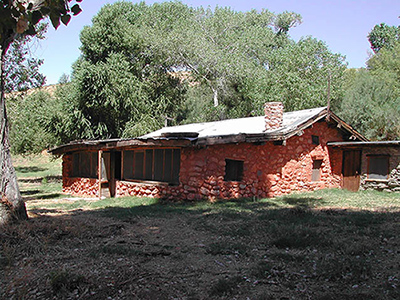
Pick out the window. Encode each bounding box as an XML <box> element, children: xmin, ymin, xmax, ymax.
<box><xmin>72</xmin><ymin>152</ymin><xmax>98</xmax><ymax>178</ymax></box>
<box><xmin>312</xmin><ymin>135</ymin><xmax>320</xmax><ymax>145</ymax></box>
<box><xmin>122</xmin><ymin>149</ymin><xmax>181</xmax><ymax>184</ymax></box>
<box><xmin>312</xmin><ymin>159</ymin><xmax>322</xmax><ymax>182</ymax></box>
<box><xmin>368</xmin><ymin>155</ymin><xmax>389</xmax><ymax>180</ymax></box>
<box><xmin>224</xmin><ymin>159</ymin><xmax>244</xmax><ymax>181</ymax></box>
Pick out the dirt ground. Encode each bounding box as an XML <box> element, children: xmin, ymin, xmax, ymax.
<box><xmin>1</xmin><ymin>194</ymin><xmax>400</xmax><ymax>299</ymax></box>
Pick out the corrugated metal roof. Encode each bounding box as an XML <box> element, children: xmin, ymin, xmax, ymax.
<box><xmin>142</xmin><ymin>106</ymin><xmax>327</xmax><ymax>139</ymax></box>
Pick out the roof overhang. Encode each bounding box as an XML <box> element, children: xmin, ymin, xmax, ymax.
<box><xmin>48</xmin><ymin>137</ymin><xmax>193</xmax><ymax>155</ymax></box>
<box><xmin>327</xmin><ymin>140</ymin><xmax>400</xmax><ymax>148</ymax></box>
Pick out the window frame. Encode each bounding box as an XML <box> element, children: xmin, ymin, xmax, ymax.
<box><xmin>224</xmin><ymin>159</ymin><xmax>244</xmax><ymax>182</ymax></box>
<box><xmin>122</xmin><ymin>148</ymin><xmax>181</xmax><ymax>185</ymax></box>
<box><xmin>312</xmin><ymin>135</ymin><xmax>320</xmax><ymax>145</ymax></box>
<box><xmin>367</xmin><ymin>154</ymin><xmax>389</xmax><ymax>180</ymax></box>
<box><xmin>72</xmin><ymin>151</ymin><xmax>98</xmax><ymax>179</ymax></box>
<box><xmin>311</xmin><ymin>159</ymin><xmax>323</xmax><ymax>182</ymax></box>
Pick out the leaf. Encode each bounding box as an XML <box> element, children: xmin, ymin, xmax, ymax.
<box><xmin>71</xmin><ymin>4</ymin><xmax>82</xmax><ymax>16</ymax></box>
<box><xmin>26</xmin><ymin>25</ymin><xmax>36</xmax><ymax>36</ymax></box>
<box><xmin>40</xmin><ymin>7</ymin><xmax>51</xmax><ymax>16</ymax></box>
<box><xmin>31</xmin><ymin>11</ymin><xmax>43</xmax><ymax>25</ymax></box>
<box><xmin>61</xmin><ymin>14</ymin><xmax>71</xmax><ymax>26</ymax></box>
<box><xmin>50</xmin><ymin>13</ymin><xmax>60</xmax><ymax>29</ymax></box>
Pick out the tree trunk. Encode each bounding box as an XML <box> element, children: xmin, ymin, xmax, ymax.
<box><xmin>0</xmin><ymin>42</ymin><xmax>28</xmax><ymax>225</ymax></box>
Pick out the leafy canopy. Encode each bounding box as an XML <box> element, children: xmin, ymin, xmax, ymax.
<box><xmin>52</xmin><ymin>1</ymin><xmax>346</xmax><ymax>144</ymax></box>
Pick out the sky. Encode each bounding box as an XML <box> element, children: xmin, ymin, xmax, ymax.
<box><xmin>34</xmin><ymin>0</ymin><xmax>400</xmax><ymax>85</ymax></box>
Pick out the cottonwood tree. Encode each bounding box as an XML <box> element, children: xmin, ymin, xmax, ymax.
<box><xmin>339</xmin><ymin>23</ymin><xmax>400</xmax><ymax>140</ymax></box>
<box><xmin>368</xmin><ymin>23</ymin><xmax>400</xmax><ymax>53</ymax></box>
<box><xmin>4</xmin><ymin>22</ymin><xmax>47</xmax><ymax>93</ymax></box>
<box><xmin>49</xmin><ymin>2</ymin><xmax>346</xmax><ymax>144</ymax></box>
<box><xmin>0</xmin><ymin>0</ymin><xmax>83</xmax><ymax>225</ymax></box>
<box><xmin>50</xmin><ymin>1</ymin><xmax>185</xmax><ymax>142</ymax></box>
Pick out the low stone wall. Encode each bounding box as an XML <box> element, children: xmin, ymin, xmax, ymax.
<box><xmin>360</xmin><ymin>146</ymin><xmax>400</xmax><ymax>192</ymax></box>
<box><xmin>63</xmin><ymin>177</ymin><xmax>99</xmax><ymax>197</ymax></box>
<box><xmin>62</xmin><ymin>154</ymin><xmax>99</xmax><ymax>197</ymax></box>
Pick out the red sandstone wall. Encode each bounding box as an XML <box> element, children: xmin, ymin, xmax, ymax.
<box><xmin>62</xmin><ymin>121</ymin><xmax>345</xmax><ymax>200</ymax></box>
<box><xmin>62</xmin><ymin>154</ymin><xmax>99</xmax><ymax>197</ymax></box>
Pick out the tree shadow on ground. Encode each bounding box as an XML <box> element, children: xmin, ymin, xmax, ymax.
<box><xmin>18</xmin><ymin>175</ymin><xmax>62</xmax><ymax>183</ymax></box>
<box><xmin>21</xmin><ymin>189</ymin><xmax>41</xmax><ymax>196</ymax></box>
<box><xmin>15</xmin><ymin>166</ymin><xmax>47</xmax><ymax>173</ymax></box>
<box><xmin>4</xmin><ymin>196</ymin><xmax>399</xmax><ymax>300</ymax></box>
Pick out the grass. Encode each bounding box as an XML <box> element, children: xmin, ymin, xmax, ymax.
<box><xmin>2</xmin><ymin>154</ymin><xmax>400</xmax><ymax>299</ymax></box>
<box><xmin>13</xmin><ymin>153</ymin><xmax>64</xmax><ymax>201</ymax></box>
<box><xmin>13</xmin><ymin>153</ymin><xmax>61</xmax><ymax>179</ymax></box>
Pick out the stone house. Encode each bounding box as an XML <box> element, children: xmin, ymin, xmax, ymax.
<box><xmin>49</xmin><ymin>103</ymin><xmax>368</xmax><ymax>200</ymax></box>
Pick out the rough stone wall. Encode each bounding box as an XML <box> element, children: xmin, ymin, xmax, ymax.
<box><xmin>62</xmin><ymin>121</ymin><xmax>345</xmax><ymax>200</ymax></box>
<box><xmin>62</xmin><ymin>154</ymin><xmax>99</xmax><ymax>197</ymax></box>
<box><xmin>116</xmin><ymin>121</ymin><xmax>343</xmax><ymax>200</ymax></box>
<box><xmin>360</xmin><ymin>146</ymin><xmax>400</xmax><ymax>192</ymax></box>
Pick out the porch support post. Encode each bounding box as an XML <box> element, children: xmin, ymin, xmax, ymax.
<box><xmin>98</xmin><ymin>150</ymin><xmax>102</xmax><ymax>200</ymax></box>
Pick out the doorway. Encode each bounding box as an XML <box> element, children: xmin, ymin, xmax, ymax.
<box><xmin>342</xmin><ymin>150</ymin><xmax>361</xmax><ymax>192</ymax></box>
<box><xmin>100</xmin><ymin>151</ymin><xmax>121</xmax><ymax>198</ymax></box>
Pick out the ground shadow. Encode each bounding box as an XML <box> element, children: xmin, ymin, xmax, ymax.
<box><xmin>4</xmin><ymin>196</ymin><xmax>399</xmax><ymax>300</ymax></box>
<box><xmin>21</xmin><ymin>189</ymin><xmax>41</xmax><ymax>196</ymax></box>
<box><xmin>15</xmin><ymin>166</ymin><xmax>47</xmax><ymax>173</ymax></box>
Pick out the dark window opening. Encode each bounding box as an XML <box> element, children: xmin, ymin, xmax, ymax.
<box><xmin>114</xmin><ymin>151</ymin><xmax>122</xmax><ymax>180</ymax></box>
<box><xmin>312</xmin><ymin>160</ymin><xmax>322</xmax><ymax>182</ymax></box>
<box><xmin>122</xmin><ymin>149</ymin><xmax>180</xmax><ymax>184</ymax></box>
<box><xmin>224</xmin><ymin>159</ymin><xmax>244</xmax><ymax>181</ymax></box>
<box><xmin>312</xmin><ymin>135</ymin><xmax>320</xmax><ymax>145</ymax></box>
<box><xmin>72</xmin><ymin>152</ymin><xmax>98</xmax><ymax>178</ymax></box>
<box><xmin>368</xmin><ymin>155</ymin><xmax>389</xmax><ymax>180</ymax></box>
<box><xmin>273</xmin><ymin>140</ymin><xmax>286</xmax><ymax>146</ymax></box>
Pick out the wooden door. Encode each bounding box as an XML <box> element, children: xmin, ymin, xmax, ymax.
<box><xmin>342</xmin><ymin>150</ymin><xmax>361</xmax><ymax>192</ymax></box>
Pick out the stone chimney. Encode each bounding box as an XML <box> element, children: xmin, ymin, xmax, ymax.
<box><xmin>264</xmin><ymin>102</ymin><xmax>284</xmax><ymax>130</ymax></box>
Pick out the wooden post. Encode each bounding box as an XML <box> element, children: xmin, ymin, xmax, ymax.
<box><xmin>327</xmin><ymin>72</ymin><xmax>331</xmax><ymax>121</ymax></box>
<box><xmin>98</xmin><ymin>150</ymin><xmax>102</xmax><ymax>200</ymax></box>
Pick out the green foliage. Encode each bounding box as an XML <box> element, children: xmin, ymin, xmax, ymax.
<box><xmin>8</xmin><ymin>91</ymin><xmax>59</xmax><ymax>154</ymax></box>
<box><xmin>4</xmin><ymin>23</ymin><xmax>47</xmax><ymax>93</ymax></box>
<box><xmin>368</xmin><ymin>23</ymin><xmax>400</xmax><ymax>53</ymax></box>
<box><xmin>54</xmin><ymin>1</ymin><xmax>185</xmax><ymax>141</ymax></box>
<box><xmin>339</xmin><ymin>38</ymin><xmax>400</xmax><ymax>140</ymax></box>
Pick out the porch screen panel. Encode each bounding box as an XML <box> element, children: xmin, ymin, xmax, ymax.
<box><xmin>134</xmin><ymin>151</ymin><xmax>144</xmax><ymax>180</ymax></box>
<box><xmin>145</xmin><ymin>149</ymin><xmax>153</xmax><ymax>180</ymax></box>
<box><xmin>172</xmin><ymin>149</ymin><xmax>181</xmax><ymax>184</ymax></box>
<box><xmin>368</xmin><ymin>155</ymin><xmax>389</xmax><ymax>179</ymax></box>
<box><xmin>72</xmin><ymin>153</ymin><xmax>80</xmax><ymax>177</ymax></box>
<box><xmin>154</xmin><ymin>149</ymin><xmax>164</xmax><ymax>181</ymax></box>
<box><xmin>123</xmin><ymin>151</ymin><xmax>134</xmax><ymax>180</ymax></box>
<box><xmin>72</xmin><ymin>152</ymin><xmax>98</xmax><ymax>178</ymax></box>
<box><xmin>164</xmin><ymin>149</ymin><xmax>172</xmax><ymax>182</ymax></box>
<box><xmin>80</xmin><ymin>152</ymin><xmax>90</xmax><ymax>177</ymax></box>
<box><xmin>90</xmin><ymin>152</ymin><xmax>98</xmax><ymax>178</ymax></box>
